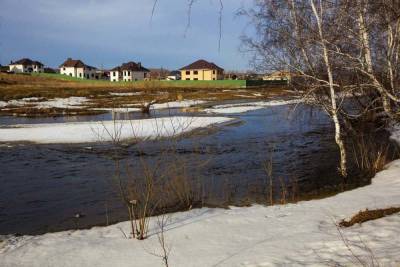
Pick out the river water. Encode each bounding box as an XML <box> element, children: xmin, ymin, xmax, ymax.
<box><xmin>0</xmin><ymin>102</ymin><xmax>390</xmax><ymax>235</ymax></box>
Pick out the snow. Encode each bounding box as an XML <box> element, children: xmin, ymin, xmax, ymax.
<box><xmin>1</xmin><ymin>158</ymin><xmax>400</xmax><ymax>266</ymax></box>
<box><xmin>90</xmin><ymin>107</ymin><xmax>142</xmax><ymax>112</ymax></box>
<box><xmin>151</xmin><ymin>100</ymin><xmax>207</xmax><ymax>109</ymax></box>
<box><xmin>205</xmin><ymin>99</ymin><xmax>301</xmax><ymax>114</ymax></box>
<box><xmin>92</xmin><ymin>100</ymin><xmax>207</xmax><ymax>113</ymax></box>
<box><xmin>0</xmin><ymin>116</ymin><xmax>233</xmax><ymax>144</ymax></box>
<box><xmin>109</xmin><ymin>92</ymin><xmax>143</xmax><ymax>96</ymax></box>
<box><xmin>0</xmin><ymin>97</ymin><xmax>89</xmax><ymax>109</ymax></box>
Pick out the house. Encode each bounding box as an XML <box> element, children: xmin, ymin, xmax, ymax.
<box><xmin>167</xmin><ymin>70</ymin><xmax>181</xmax><ymax>80</ymax></box>
<box><xmin>262</xmin><ymin>70</ymin><xmax>291</xmax><ymax>82</ymax></box>
<box><xmin>59</xmin><ymin>58</ymin><xmax>98</xmax><ymax>79</ymax></box>
<box><xmin>180</xmin><ymin>59</ymin><xmax>224</xmax><ymax>81</ymax></box>
<box><xmin>110</xmin><ymin>61</ymin><xmax>150</xmax><ymax>82</ymax></box>
<box><xmin>8</xmin><ymin>58</ymin><xmax>44</xmax><ymax>73</ymax></box>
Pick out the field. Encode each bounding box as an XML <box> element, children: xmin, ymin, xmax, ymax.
<box><xmin>0</xmin><ymin>73</ymin><xmax>283</xmax><ymax>100</ymax></box>
<box><xmin>0</xmin><ymin>72</ymin><xmax>292</xmax><ymax>117</ymax></box>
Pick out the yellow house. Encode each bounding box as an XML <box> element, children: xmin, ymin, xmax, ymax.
<box><xmin>180</xmin><ymin>59</ymin><xmax>224</xmax><ymax>81</ymax></box>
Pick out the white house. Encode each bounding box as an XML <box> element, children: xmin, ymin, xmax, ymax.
<box><xmin>167</xmin><ymin>70</ymin><xmax>181</xmax><ymax>80</ymax></box>
<box><xmin>110</xmin><ymin>61</ymin><xmax>149</xmax><ymax>82</ymax></box>
<box><xmin>59</xmin><ymin>58</ymin><xmax>98</xmax><ymax>79</ymax></box>
<box><xmin>9</xmin><ymin>58</ymin><xmax>44</xmax><ymax>73</ymax></box>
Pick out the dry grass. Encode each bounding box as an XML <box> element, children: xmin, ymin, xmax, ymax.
<box><xmin>339</xmin><ymin>207</ymin><xmax>400</xmax><ymax>227</ymax></box>
<box><xmin>0</xmin><ymin>73</ymin><xmax>289</xmax><ymax>101</ymax></box>
<box><xmin>351</xmin><ymin>135</ymin><xmax>393</xmax><ymax>177</ymax></box>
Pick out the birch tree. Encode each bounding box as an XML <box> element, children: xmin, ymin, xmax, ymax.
<box><xmin>241</xmin><ymin>0</ymin><xmax>400</xmax><ymax>177</ymax></box>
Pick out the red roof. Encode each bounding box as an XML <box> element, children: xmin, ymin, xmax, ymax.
<box><xmin>180</xmin><ymin>59</ymin><xmax>223</xmax><ymax>71</ymax></box>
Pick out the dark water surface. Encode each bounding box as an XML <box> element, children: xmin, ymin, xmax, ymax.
<box><xmin>0</xmin><ymin>103</ymin><xmax>380</xmax><ymax>235</ymax></box>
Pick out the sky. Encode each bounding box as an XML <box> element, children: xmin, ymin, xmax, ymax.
<box><xmin>0</xmin><ymin>0</ymin><xmax>253</xmax><ymax>71</ymax></box>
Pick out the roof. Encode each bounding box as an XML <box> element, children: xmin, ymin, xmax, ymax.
<box><xmin>168</xmin><ymin>70</ymin><xmax>181</xmax><ymax>76</ymax></box>
<box><xmin>10</xmin><ymin>58</ymin><xmax>44</xmax><ymax>66</ymax></box>
<box><xmin>111</xmin><ymin>61</ymin><xmax>149</xmax><ymax>72</ymax></box>
<box><xmin>59</xmin><ymin>58</ymin><xmax>94</xmax><ymax>69</ymax></box>
<box><xmin>180</xmin><ymin>59</ymin><xmax>223</xmax><ymax>71</ymax></box>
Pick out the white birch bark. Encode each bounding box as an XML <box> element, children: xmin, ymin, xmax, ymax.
<box><xmin>310</xmin><ymin>0</ymin><xmax>348</xmax><ymax>177</ymax></box>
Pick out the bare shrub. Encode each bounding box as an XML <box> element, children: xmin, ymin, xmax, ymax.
<box><xmin>124</xmin><ymin>159</ymin><xmax>161</xmax><ymax>240</ymax></box>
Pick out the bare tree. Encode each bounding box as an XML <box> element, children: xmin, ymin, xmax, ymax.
<box><xmin>240</xmin><ymin>0</ymin><xmax>400</xmax><ymax>177</ymax></box>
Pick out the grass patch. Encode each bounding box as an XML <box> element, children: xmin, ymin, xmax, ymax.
<box><xmin>339</xmin><ymin>207</ymin><xmax>400</xmax><ymax>227</ymax></box>
<box><xmin>32</xmin><ymin>73</ymin><xmax>247</xmax><ymax>88</ymax></box>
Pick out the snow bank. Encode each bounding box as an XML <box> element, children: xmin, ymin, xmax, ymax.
<box><xmin>0</xmin><ymin>116</ymin><xmax>233</xmax><ymax>144</ymax></box>
<box><xmin>90</xmin><ymin>107</ymin><xmax>142</xmax><ymax>112</ymax></box>
<box><xmin>0</xmin><ymin>97</ymin><xmax>89</xmax><ymax>109</ymax></box>
<box><xmin>151</xmin><ymin>100</ymin><xmax>207</xmax><ymax>109</ymax></box>
<box><xmin>1</xmin><ymin>160</ymin><xmax>400</xmax><ymax>266</ymax></box>
<box><xmin>205</xmin><ymin>99</ymin><xmax>301</xmax><ymax>114</ymax></box>
<box><xmin>92</xmin><ymin>100</ymin><xmax>207</xmax><ymax>113</ymax></box>
<box><xmin>109</xmin><ymin>92</ymin><xmax>143</xmax><ymax>96</ymax></box>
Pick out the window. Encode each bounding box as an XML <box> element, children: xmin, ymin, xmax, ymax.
<box><xmin>186</xmin><ymin>78</ymin><xmax>190</xmax><ymax>80</ymax></box>
<box><xmin>194</xmin><ymin>78</ymin><xmax>198</xmax><ymax>80</ymax></box>
<box><xmin>91</xmin><ymin>73</ymin><xmax>94</xmax><ymax>78</ymax></box>
<box><xmin>186</xmin><ymin>71</ymin><xmax>190</xmax><ymax>75</ymax></box>
<box><xmin>79</xmin><ymin>73</ymin><xmax>82</xmax><ymax>78</ymax></box>
<box><xmin>69</xmin><ymin>73</ymin><xmax>72</xmax><ymax>77</ymax></box>
<box><xmin>86</xmin><ymin>74</ymin><xmax>89</xmax><ymax>79</ymax></box>
<box><xmin>193</xmin><ymin>71</ymin><xmax>198</xmax><ymax>75</ymax></box>
<box><xmin>63</xmin><ymin>67</ymin><xmax>66</xmax><ymax>71</ymax></box>
<box><xmin>213</xmin><ymin>70</ymin><xmax>216</xmax><ymax>74</ymax></box>
<box><xmin>128</xmin><ymin>71</ymin><xmax>131</xmax><ymax>76</ymax></box>
<box><xmin>213</xmin><ymin>78</ymin><xmax>216</xmax><ymax>80</ymax></box>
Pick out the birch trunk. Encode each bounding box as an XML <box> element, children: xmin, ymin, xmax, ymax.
<box><xmin>357</xmin><ymin>0</ymin><xmax>393</xmax><ymax>116</ymax></box>
<box><xmin>311</xmin><ymin>0</ymin><xmax>347</xmax><ymax>177</ymax></box>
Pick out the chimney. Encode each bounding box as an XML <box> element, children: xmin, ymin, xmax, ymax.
<box><xmin>10</xmin><ymin>60</ymin><xmax>13</xmax><ymax>64</ymax></box>
<box><xmin>138</xmin><ymin>62</ymin><xmax>141</xmax><ymax>68</ymax></box>
<box><xmin>67</xmin><ymin>57</ymin><xmax>72</xmax><ymax>60</ymax></box>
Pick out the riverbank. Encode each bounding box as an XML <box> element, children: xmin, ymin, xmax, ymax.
<box><xmin>1</xmin><ymin>130</ymin><xmax>399</xmax><ymax>266</ymax></box>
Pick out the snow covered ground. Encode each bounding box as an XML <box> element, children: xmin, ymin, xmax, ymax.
<box><xmin>204</xmin><ymin>99</ymin><xmax>301</xmax><ymax>114</ymax></box>
<box><xmin>0</xmin><ymin>98</ymin><xmax>206</xmax><ymax>111</ymax></box>
<box><xmin>0</xmin><ymin>97</ymin><xmax>89</xmax><ymax>109</ymax></box>
<box><xmin>90</xmin><ymin>100</ymin><xmax>207</xmax><ymax>113</ymax></box>
<box><xmin>0</xmin><ymin>116</ymin><xmax>233</xmax><ymax>144</ymax></box>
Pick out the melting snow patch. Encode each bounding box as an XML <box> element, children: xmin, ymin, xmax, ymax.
<box><xmin>109</xmin><ymin>92</ymin><xmax>143</xmax><ymax>96</ymax></box>
<box><xmin>0</xmin><ymin>97</ymin><xmax>89</xmax><ymax>109</ymax></box>
<box><xmin>205</xmin><ymin>99</ymin><xmax>301</xmax><ymax>114</ymax></box>
<box><xmin>0</xmin><ymin>116</ymin><xmax>233</xmax><ymax>144</ymax></box>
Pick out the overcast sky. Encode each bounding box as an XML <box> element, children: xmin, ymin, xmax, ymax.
<box><xmin>0</xmin><ymin>0</ymin><xmax>253</xmax><ymax>70</ymax></box>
